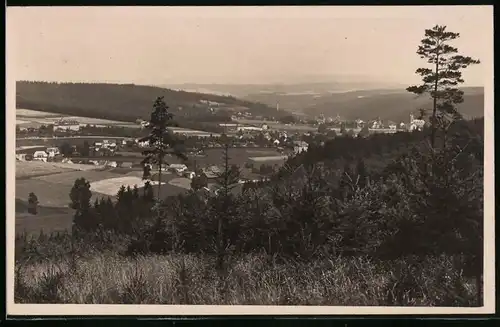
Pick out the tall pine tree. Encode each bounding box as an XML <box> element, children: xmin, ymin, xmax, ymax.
<box><xmin>407</xmin><ymin>25</ymin><xmax>480</xmax><ymax>148</ymax></box>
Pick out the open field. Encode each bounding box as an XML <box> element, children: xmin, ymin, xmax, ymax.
<box><xmin>16</xmin><ymin>161</ymin><xmax>104</xmax><ymax>179</ymax></box>
<box><xmin>16</xmin><ymin>109</ymin><xmax>64</xmax><ymax>118</ymax></box>
<box><xmin>58</xmin><ymin>147</ymin><xmax>287</xmax><ymax>168</ymax></box>
<box><xmin>16</xmin><ymin>136</ymin><xmax>130</xmax><ymax>148</ymax></box>
<box><xmin>16</xmin><ymin>145</ymin><xmax>47</xmax><ymax>151</ymax></box>
<box><xmin>167</xmin><ymin>177</ymin><xmax>192</xmax><ymax>190</ymax></box>
<box><xmin>235</xmin><ymin>119</ymin><xmax>317</xmax><ymax>132</ymax></box>
<box><xmin>90</xmin><ymin>176</ymin><xmax>170</xmax><ymax>196</ymax></box>
<box><xmin>33</xmin><ymin>170</ymin><xmax>122</xmax><ymax>186</ymax></box>
<box><xmin>244</xmin><ymin>149</ymin><xmax>283</xmax><ymax>156</ymax></box>
<box><xmin>15</xmin><ymin>200</ymin><xmax>74</xmax><ymax>236</ymax></box>
<box><xmin>168</xmin><ymin>127</ymin><xmax>220</xmax><ymax>137</ymax></box>
<box><xmin>14</xmin><ymin>147</ymin><xmax>285</xmax><ymax>235</ymax></box>
<box><xmin>16</xmin><ymin>178</ymin><xmax>110</xmax><ymax>208</ymax></box>
<box><xmin>248</xmin><ymin>156</ymin><xmax>288</xmax><ymax>162</ymax></box>
<box><xmin>16</xmin><ymin>108</ymin><xmax>138</xmax><ymax>127</ymax></box>
<box><xmin>16</xmin><ymin>161</ymin><xmax>79</xmax><ymax>179</ymax></box>
<box><xmin>107</xmin><ymin>167</ymin><xmax>144</xmax><ymax>176</ymax></box>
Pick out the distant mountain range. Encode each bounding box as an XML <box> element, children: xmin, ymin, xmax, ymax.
<box><xmin>300</xmin><ymin>87</ymin><xmax>485</xmax><ymax>122</ymax></box>
<box><xmin>161</xmin><ymin>81</ymin><xmax>484</xmax><ymax>122</ymax></box>
<box><xmin>236</xmin><ymin>86</ymin><xmax>484</xmax><ymax>122</ymax></box>
<box><xmin>160</xmin><ymin>80</ymin><xmax>405</xmax><ymax>98</ymax></box>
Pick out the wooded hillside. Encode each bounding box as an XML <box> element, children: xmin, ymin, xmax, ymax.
<box><xmin>16</xmin><ymin>81</ymin><xmax>279</xmax><ymax>123</ymax></box>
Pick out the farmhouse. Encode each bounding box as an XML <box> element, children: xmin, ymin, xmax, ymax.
<box><xmin>355</xmin><ymin>119</ymin><xmax>365</xmax><ymax>128</ymax></box>
<box><xmin>409</xmin><ymin>114</ymin><xmax>426</xmax><ymax>132</ymax></box>
<box><xmin>136</xmin><ymin>137</ymin><xmax>150</xmax><ymax>147</ymax></box>
<box><xmin>293</xmin><ymin>141</ymin><xmax>309</xmax><ymax>154</ymax></box>
<box><xmin>169</xmin><ymin>164</ymin><xmax>188</xmax><ymax>174</ymax></box>
<box><xmin>17</xmin><ymin>122</ymin><xmax>45</xmax><ymax>131</ymax></box>
<box><xmin>370</xmin><ymin>120</ymin><xmax>382</xmax><ymax>129</ymax></box>
<box><xmin>46</xmin><ymin>147</ymin><xmax>60</xmax><ymax>158</ymax></box>
<box><xmin>54</xmin><ymin>119</ymin><xmax>80</xmax><ymax>132</ymax></box>
<box><xmin>237</xmin><ymin>126</ymin><xmax>262</xmax><ymax>132</ymax></box>
<box><xmin>33</xmin><ymin>151</ymin><xmax>48</xmax><ymax>162</ymax></box>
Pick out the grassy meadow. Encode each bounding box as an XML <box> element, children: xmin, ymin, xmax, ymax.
<box><xmin>14</xmin><ymin>244</ymin><xmax>477</xmax><ymax>306</ymax></box>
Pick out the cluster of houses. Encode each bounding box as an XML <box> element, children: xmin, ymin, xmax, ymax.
<box><xmin>92</xmin><ymin>139</ymin><xmax>121</xmax><ymax>153</ymax></box>
<box><xmin>17</xmin><ymin>119</ymin><xmax>82</xmax><ymax>133</ymax></box>
<box><xmin>316</xmin><ymin>113</ymin><xmax>427</xmax><ymax>133</ymax></box>
<box><xmin>53</xmin><ymin>119</ymin><xmax>81</xmax><ymax>132</ymax></box>
<box><xmin>16</xmin><ymin>147</ymin><xmax>60</xmax><ymax>162</ymax></box>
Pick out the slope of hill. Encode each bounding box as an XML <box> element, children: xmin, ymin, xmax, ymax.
<box><xmin>301</xmin><ymin>87</ymin><xmax>484</xmax><ymax>121</ymax></box>
<box><xmin>16</xmin><ymin>81</ymin><xmax>280</xmax><ymax>123</ymax></box>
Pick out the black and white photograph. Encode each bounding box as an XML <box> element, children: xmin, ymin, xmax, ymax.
<box><xmin>6</xmin><ymin>5</ymin><xmax>494</xmax><ymax>315</ymax></box>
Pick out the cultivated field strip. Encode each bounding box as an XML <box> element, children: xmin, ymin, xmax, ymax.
<box><xmin>33</xmin><ymin>170</ymin><xmax>123</xmax><ymax>186</ymax></box>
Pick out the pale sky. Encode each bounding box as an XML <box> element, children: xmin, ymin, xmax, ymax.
<box><xmin>7</xmin><ymin>6</ymin><xmax>493</xmax><ymax>86</ymax></box>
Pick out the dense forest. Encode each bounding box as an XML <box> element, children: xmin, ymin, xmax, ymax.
<box><xmin>16</xmin><ymin>81</ymin><xmax>281</xmax><ymax>123</ymax></box>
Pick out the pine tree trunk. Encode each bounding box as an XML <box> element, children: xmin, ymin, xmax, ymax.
<box><xmin>431</xmin><ymin>54</ymin><xmax>440</xmax><ymax>149</ymax></box>
<box><xmin>157</xmin><ymin>161</ymin><xmax>162</xmax><ymax>201</ymax></box>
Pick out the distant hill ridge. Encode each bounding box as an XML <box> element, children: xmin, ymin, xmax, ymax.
<box><xmin>15</xmin><ymin>81</ymin><xmax>279</xmax><ymax>123</ymax></box>
<box><xmin>303</xmin><ymin>87</ymin><xmax>484</xmax><ymax>121</ymax></box>
<box><xmin>242</xmin><ymin>87</ymin><xmax>484</xmax><ymax>121</ymax></box>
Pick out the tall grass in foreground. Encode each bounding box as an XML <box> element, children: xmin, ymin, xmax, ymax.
<box><xmin>15</xmin><ymin>253</ymin><xmax>477</xmax><ymax>306</ymax></box>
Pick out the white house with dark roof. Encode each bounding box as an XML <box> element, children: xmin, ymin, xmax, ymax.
<box><xmin>409</xmin><ymin>114</ymin><xmax>426</xmax><ymax>131</ymax></box>
<box><xmin>33</xmin><ymin>151</ymin><xmax>48</xmax><ymax>162</ymax></box>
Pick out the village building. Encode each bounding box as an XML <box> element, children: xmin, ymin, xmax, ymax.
<box><xmin>169</xmin><ymin>163</ymin><xmax>188</xmax><ymax>175</ymax></box>
<box><xmin>33</xmin><ymin>151</ymin><xmax>48</xmax><ymax>162</ymax></box>
<box><xmin>355</xmin><ymin>119</ymin><xmax>365</xmax><ymax>129</ymax></box>
<box><xmin>136</xmin><ymin>138</ymin><xmax>150</xmax><ymax>148</ymax></box>
<box><xmin>54</xmin><ymin>119</ymin><xmax>80</xmax><ymax>132</ymax></box>
<box><xmin>46</xmin><ymin>147</ymin><xmax>60</xmax><ymax>158</ymax></box>
<box><xmin>236</xmin><ymin>126</ymin><xmax>262</xmax><ymax>132</ymax></box>
<box><xmin>371</xmin><ymin>120</ymin><xmax>382</xmax><ymax>129</ymax></box>
<box><xmin>293</xmin><ymin>141</ymin><xmax>309</xmax><ymax>154</ymax></box>
<box><xmin>409</xmin><ymin>114</ymin><xmax>426</xmax><ymax>131</ymax></box>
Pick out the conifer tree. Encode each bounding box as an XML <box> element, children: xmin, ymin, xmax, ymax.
<box><xmin>141</xmin><ymin>96</ymin><xmax>187</xmax><ymax>201</ymax></box>
<box><xmin>407</xmin><ymin>25</ymin><xmax>480</xmax><ymax>148</ymax></box>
